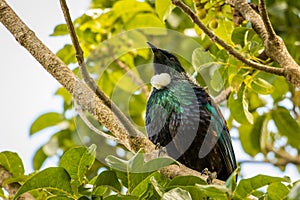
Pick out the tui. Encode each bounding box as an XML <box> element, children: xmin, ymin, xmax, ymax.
<box><xmin>145</xmin><ymin>42</ymin><xmax>237</xmax><ymax>181</ymax></box>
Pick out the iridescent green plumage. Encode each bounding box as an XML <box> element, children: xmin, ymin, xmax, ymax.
<box><xmin>145</xmin><ymin>43</ymin><xmax>236</xmax><ymax>181</ymax></box>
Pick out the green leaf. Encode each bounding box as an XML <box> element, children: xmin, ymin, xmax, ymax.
<box><xmin>271</xmin><ymin>76</ymin><xmax>289</xmax><ymax>102</ymax></box>
<box><xmin>92</xmin><ymin>185</ymin><xmax>108</xmax><ymax>197</ymax></box>
<box><xmin>94</xmin><ymin>170</ymin><xmax>122</xmax><ymax>192</ymax></box>
<box><xmin>105</xmin><ymin>155</ymin><xmax>128</xmax><ymax>172</ymax></box>
<box><xmin>267</xmin><ymin>182</ymin><xmax>289</xmax><ymax>200</ymax></box>
<box><xmin>104</xmin><ymin>194</ymin><xmax>139</xmax><ymax>200</ymax></box>
<box><xmin>210</xmin><ymin>66</ymin><xmax>225</xmax><ymax>92</ymax></box>
<box><xmin>214</xmin><ymin>19</ymin><xmax>234</xmax><ymax>46</ymax></box>
<box><xmin>125</xmin><ymin>13</ymin><xmax>166</xmax><ymax>35</ymax></box>
<box><xmin>272</xmin><ymin>107</ymin><xmax>300</xmax><ymax>149</ymax></box>
<box><xmin>51</xmin><ymin>24</ymin><xmax>69</xmax><ymax>36</ymax></box>
<box><xmin>162</xmin><ymin>187</ymin><xmax>192</xmax><ymax>200</ymax></box>
<box><xmin>90</xmin><ymin>0</ymin><xmax>116</xmax><ymax>9</ymax></box>
<box><xmin>141</xmin><ymin>157</ymin><xmax>177</xmax><ymax>172</ymax></box>
<box><xmin>106</xmin><ymin>150</ymin><xmax>175</xmax><ymax>173</ymax></box>
<box><xmin>14</xmin><ymin>167</ymin><xmax>73</xmax><ymax>200</ymax></box>
<box><xmin>56</xmin><ymin>44</ymin><xmax>76</xmax><ymax>65</ymax></box>
<box><xmin>113</xmin><ymin>0</ymin><xmax>153</xmax><ymax>23</ymax></box>
<box><xmin>289</xmin><ymin>181</ymin><xmax>300</xmax><ymax>200</ymax></box>
<box><xmin>251</xmin><ymin>78</ymin><xmax>274</xmax><ymax>95</ymax></box>
<box><xmin>0</xmin><ymin>188</ymin><xmax>4</xmax><ymax>198</ymax></box>
<box><xmin>30</xmin><ymin>112</ymin><xmax>64</xmax><ymax>135</ymax></box>
<box><xmin>167</xmin><ymin>176</ymin><xmax>207</xmax><ymax>187</ymax></box>
<box><xmin>155</xmin><ymin>0</ymin><xmax>175</xmax><ymax>21</ymax></box>
<box><xmin>229</xmin><ymin>74</ymin><xmax>244</xmax><ymax>92</ymax></box>
<box><xmin>59</xmin><ymin>145</ymin><xmax>96</xmax><ymax>186</ymax></box>
<box><xmin>225</xmin><ymin>167</ymin><xmax>239</xmax><ymax>193</ymax></box>
<box><xmin>239</xmin><ymin>114</ymin><xmax>265</xmax><ymax>156</ymax></box>
<box><xmin>192</xmin><ymin>48</ymin><xmax>215</xmax><ymax>70</ymax></box>
<box><xmin>32</xmin><ymin>146</ymin><xmax>47</xmax><ymax>170</ymax></box>
<box><xmin>177</xmin><ymin>186</ymin><xmax>207</xmax><ymax>199</ymax></box>
<box><xmin>228</xmin><ymin>85</ymin><xmax>253</xmax><ymax>124</ymax></box>
<box><xmin>0</xmin><ymin>151</ymin><xmax>24</xmax><ymax>177</ymax></box>
<box><xmin>131</xmin><ymin>172</ymin><xmax>167</xmax><ymax>197</ymax></box>
<box><xmin>150</xmin><ymin>176</ymin><xmax>165</xmax><ymax>197</ymax></box>
<box><xmin>48</xmin><ymin>196</ymin><xmax>74</xmax><ymax>200</ymax></box>
<box><xmin>247</xmin><ymin>91</ymin><xmax>266</xmax><ymax>111</ymax></box>
<box><xmin>234</xmin><ymin>175</ymin><xmax>290</xmax><ymax>200</ymax></box>
<box><xmin>231</xmin><ymin>27</ymin><xmax>249</xmax><ymax>47</ymax></box>
<box><xmin>195</xmin><ymin>184</ymin><xmax>229</xmax><ymax>200</ymax></box>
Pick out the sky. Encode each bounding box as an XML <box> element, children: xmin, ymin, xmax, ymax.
<box><xmin>0</xmin><ymin>0</ymin><xmax>89</xmax><ymax>171</ymax></box>
<box><xmin>0</xmin><ymin>0</ymin><xmax>299</xmax><ymax>182</ymax></box>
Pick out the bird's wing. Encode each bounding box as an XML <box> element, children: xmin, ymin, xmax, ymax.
<box><xmin>205</xmin><ymin>99</ymin><xmax>237</xmax><ymax>174</ymax></box>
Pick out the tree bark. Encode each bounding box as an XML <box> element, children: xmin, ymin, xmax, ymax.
<box><xmin>0</xmin><ymin>165</ymin><xmax>35</xmax><ymax>200</ymax></box>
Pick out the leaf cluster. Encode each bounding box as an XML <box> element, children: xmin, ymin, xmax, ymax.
<box><xmin>1</xmin><ymin>148</ymin><xmax>299</xmax><ymax>199</ymax></box>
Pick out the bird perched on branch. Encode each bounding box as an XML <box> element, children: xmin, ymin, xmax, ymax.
<box><xmin>145</xmin><ymin>42</ymin><xmax>236</xmax><ymax>181</ymax></box>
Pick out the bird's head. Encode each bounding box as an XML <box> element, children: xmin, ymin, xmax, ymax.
<box><xmin>147</xmin><ymin>42</ymin><xmax>186</xmax><ymax>76</ymax></box>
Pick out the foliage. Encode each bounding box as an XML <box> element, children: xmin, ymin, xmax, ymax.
<box><xmin>1</xmin><ymin>0</ymin><xmax>300</xmax><ymax>199</ymax></box>
<box><xmin>1</xmin><ymin>148</ymin><xmax>298</xmax><ymax>199</ymax></box>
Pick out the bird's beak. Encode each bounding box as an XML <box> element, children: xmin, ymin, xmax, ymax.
<box><xmin>147</xmin><ymin>42</ymin><xmax>158</xmax><ymax>53</ymax></box>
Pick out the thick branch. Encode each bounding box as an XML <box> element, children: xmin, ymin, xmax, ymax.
<box><xmin>0</xmin><ymin>0</ymin><xmax>222</xmax><ymax>183</ymax></box>
<box><xmin>233</xmin><ymin>0</ymin><xmax>300</xmax><ymax>87</ymax></box>
<box><xmin>0</xmin><ymin>165</ymin><xmax>35</xmax><ymax>200</ymax></box>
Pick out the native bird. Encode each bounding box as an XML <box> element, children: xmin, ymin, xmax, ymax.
<box><xmin>145</xmin><ymin>42</ymin><xmax>236</xmax><ymax>181</ymax></box>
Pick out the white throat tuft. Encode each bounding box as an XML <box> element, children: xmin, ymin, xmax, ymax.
<box><xmin>150</xmin><ymin>73</ymin><xmax>171</xmax><ymax>90</ymax></box>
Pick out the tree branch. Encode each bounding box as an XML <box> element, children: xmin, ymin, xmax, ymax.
<box><xmin>171</xmin><ymin>0</ymin><xmax>285</xmax><ymax>76</ymax></box>
<box><xmin>266</xmin><ymin>146</ymin><xmax>300</xmax><ymax>166</ymax></box>
<box><xmin>173</xmin><ymin>0</ymin><xmax>300</xmax><ymax>88</ymax></box>
<box><xmin>214</xmin><ymin>87</ymin><xmax>232</xmax><ymax>104</ymax></box>
<box><xmin>0</xmin><ymin>0</ymin><xmax>224</xmax><ymax>184</ymax></box>
<box><xmin>258</xmin><ymin>0</ymin><xmax>276</xmax><ymax>40</ymax></box>
<box><xmin>59</xmin><ymin>0</ymin><xmax>142</xmax><ymax>138</ymax></box>
<box><xmin>75</xmin><ymin>103</ymin><xmax>120</xmax><ymax>143</ymax></box>
<box><xmin>0</xmin><ymin>165</ymin><xmax>35</xmax><ymax>200</ymax></box>
<box><xmin>232</xmin><ymin>0</ymin><xmax>300</xmax><ymax>87</ymax></box>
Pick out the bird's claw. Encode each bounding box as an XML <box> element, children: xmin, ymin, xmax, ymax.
<box><xmin>155</xmin><ymin>143</ymin><xmax>168</xmax><ymax>157</ymax></box>
<box><xmin>201</xmin><ymin>168</ymin><xmax>217</xmax><ymax>184</ymax></box>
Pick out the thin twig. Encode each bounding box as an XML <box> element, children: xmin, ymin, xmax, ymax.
<box><xmin>59</xmin><ymin>0</ymin><xmax>143</xmax><ymax>138</ymax></box>
<box><xmin>114</xmin><ymin>58</ymin><xmax>150</xmax><ymax>97</ymax></box>
<box><xmin>258</xmin><ymin>0</ymin><xmax>276</xmax><ymax>40</ymax></box>
<box><xmin>266</xmin><ymin>146</ymin><xmax>300</xmax><ymax>166</ymax></box>
<box><xmin>239</xmin><ymin>160</ymin><xmax>269</xmax><ymax>165</ymax></box>
<box><xmin>75</xmin><ymin>102</ymin><xmax>121</xmax><ymax>143</ymax></box>
<box><xmin>214</xmin><ymin>87</ymin><xmax>232</xmax><ymax>104</ymax></box>
<box><xmin>171</xmin><ymin>0</ymin><xmax>285</xmax><ymax>76</ymax></box>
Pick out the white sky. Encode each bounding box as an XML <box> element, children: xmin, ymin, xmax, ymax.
<box><xmin>0</xmin><ymin>0</ymin><xmax>89</xmax><ymax>171</ymax></box>
<box><xmin>0</xmin><ymin>0</ymin><xmax>299</xmax><ymax>182</ymax></box>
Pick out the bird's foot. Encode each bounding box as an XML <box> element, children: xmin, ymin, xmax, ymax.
<box><xmin>201</xmin><ymin>168</ymin><xmax>217</xmax><ymax>184</ymax></box>
<box><xmin>155</xmin><ymin>143</ymin><xmax>168</xmax><ymax>157</ymax></box>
